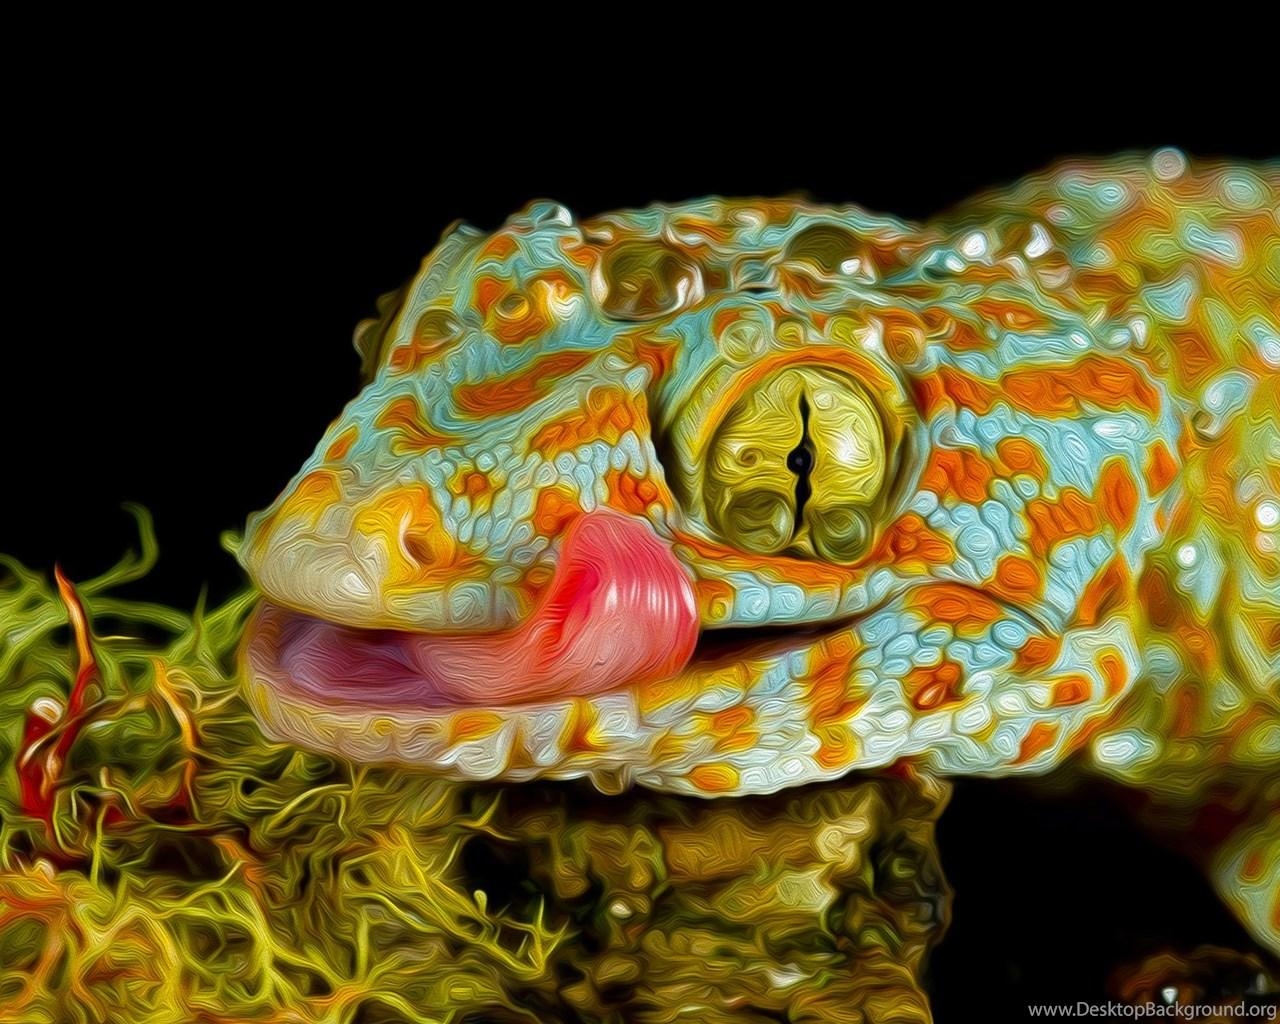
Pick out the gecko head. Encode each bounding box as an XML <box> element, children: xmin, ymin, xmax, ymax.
<box><xmin>239</xmin><ymin>193</ymin><xmax>1153</xmax><ymax>791</ymax></box>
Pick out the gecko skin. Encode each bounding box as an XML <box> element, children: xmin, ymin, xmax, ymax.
<box><xmin>239</xmin><ymin>150</ymin><xmax>1279</xmax><ymax>953</ymax></box>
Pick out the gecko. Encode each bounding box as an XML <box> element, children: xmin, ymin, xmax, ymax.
<box><xmin>237</xmin><ymin>150</ymin><xmax>1279</xmax><ymax>957</ymax></box>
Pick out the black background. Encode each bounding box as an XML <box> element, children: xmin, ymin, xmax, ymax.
<box><xmin>5</xmin><ymin>31</ymin><xmax>1277</xmax><ymax>1021</ymax></box>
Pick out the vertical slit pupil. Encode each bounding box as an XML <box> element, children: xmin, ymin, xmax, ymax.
<box><xmin>787</xmin><ymin>393</ymin><xmax>814</xmax><ymax>537</ymax></box>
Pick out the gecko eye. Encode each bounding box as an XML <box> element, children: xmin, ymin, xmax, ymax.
<box><xmin>703</xmin><ymin>367</ymin><xmax>886</xmax><ymax>562</ymax></box>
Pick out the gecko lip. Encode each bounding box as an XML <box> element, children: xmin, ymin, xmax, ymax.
<box><xmin>242</xmin><ymin>599</ymin><xmax>861</xmax><ymax>712</ymax></box>
<box><xmin>243</xmin><ymin>508</ymin><xmax>704</xmax><ymax>709</ymax></box>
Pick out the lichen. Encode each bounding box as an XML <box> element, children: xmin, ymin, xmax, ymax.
<box><xmin>0</xmin><ymin>514</ymin><xmax>950</xmax><ymax>1023</ymax></box>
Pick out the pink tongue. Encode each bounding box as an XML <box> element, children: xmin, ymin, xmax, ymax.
<box><xmin>271</xmin><ymin>510</ymin><xmax>699</xmax><ymax>706</ymax></box>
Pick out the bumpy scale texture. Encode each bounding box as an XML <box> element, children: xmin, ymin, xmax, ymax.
<box><xmin>238</xmin><ymin>151</ymin><xmax>1280</xmax><ymax>955</ymax></box>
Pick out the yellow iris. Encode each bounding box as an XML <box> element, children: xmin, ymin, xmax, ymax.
<box><xmin>703</xmin><ymin>367</ymin><xmax>886</xmax><ymax>562</ymax></box>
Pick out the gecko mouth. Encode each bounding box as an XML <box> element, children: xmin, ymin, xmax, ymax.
<box><xmin>241</xmin><ymin>507</ymin><xmax>904</xmax><ymax>715</ymax></box>
<box><xmin>244</xmin><ymin>509</ymin><xmax>704</xmax><ymax>711</ymax></box>
<box><xmin>243</xmin><ymin>599</ymin><xmax>856</xmax><ymax>713</ymax></box>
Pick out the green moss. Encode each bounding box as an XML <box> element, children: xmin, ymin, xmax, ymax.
<box><xmin>0</xmin><ymin>513</ymin><xmax>950</xmax><ymax>1023</ymax></box>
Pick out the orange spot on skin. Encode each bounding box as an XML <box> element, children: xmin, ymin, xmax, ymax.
<box><xmin>694</xmin><ymin>576</ymin><xmax>735</xmax><ymax>621</ymax></box>
<box><xmin>908</xmin><ymin>585</ymin><xmax>1003</xmax><ymax>640</ymax></box>
<box><xmin>778</xmin><ymin>267</ymin><xmax>821</xmax><ymax>301</ymax></box>
<box><xmin>1026</xmin><ymin>488</ymin><xmax>1101</xmax><ymax>558</ymax></box>
<box><xmin>706</xmin><ymin>705</ymin><xmax>758</xmax><ymax>754</ymax></box>
<box><xmin>529</xmin><ymin>386</ymin><xmax>637</xmax><ymax>457</ymax></box>
<box><xmin>883</xmin><ymin>321</ymin><xmax>926</xmax><ymax>364</ymax></box>
<box><xmin>293</xmin><ymin>469</ymin><xmax>342</xmax><ymax>507</ymax></box>
<box><xmin>1138</xmin><ymin>564</ymin><xmax>1178</xmax><ymax>629</ymax></box>
<box><xmin>1174</xmin><ymin>621</ymin><xmax>1218</xmax><ymax>680</ymax></box>
<box><xmin>914</xmin><ymin>356</ymin><xmax>1161</xmax><ymax>418</ymax></box>
<box><xmin>448</xmin><ymin>469</ymin><xmax>493</xmax><ymax>504</ymax></box>
<box><xmin>1063</xmin><ymin>714</ymin><xmax>1115</xmax><ymax>758</ymax></box>
<box><xmin>904</xmin><ymin>659</ymin><xmax>965</xmax><ymax>711</ymax></box>
<box><xmin>270</xmin><ymin>469</ymin><xmax>345</xmax><ymax>534</ymax></box>
<box><xmin>912</xmin><ymin>366</ymin><xmax>1000</xmax><ymax>418</ymax></box>
<box><xmin>709</xmin><ymin>705</ymin><xmax>753</xmax><ymax>736</ymax></box>
<box><xmin>995</xmin><ymin>437</ymin><xmax>1049</xmax><ymax>481</ymax></box>
<box><xmin>991</xmin><ymin>554</ymin><xmax>1043</xmax><ymax>604</ymax></box>
<box><xmin>1170</xmin><ymin>331</ymin><xmax>1220</xmax><ymax>388</ymax></box>
<box><xmin>523</xmin><ymin>564</ymin><xmax>554</xmax><ymax>594</ymax></box>
<box><xmin>455</xmin><ymin>350</ymin><xmax>595</xmax><ymax>417</ymax></box>
<box><xmin>622</xmin><ymin>333</ymin><xmax>679</xmax><ymax>382</ymax></box>
<box><xmin>1016</xmin><ymin>722</ymin><xmax>1058</xmax><ymax>765</ymax></box>
<box><xmin>604</xmin><ymin>468</ymin><xmax>660</xmax><ymax>516</ymax></box>
<box><xmin>673</xmin><ymin>532</ymin><xmax>858</xmax><ymax>590</ymax></box>
<box><xmin>688</xmin><ymin>763</ymin><xmax>741</xmax><ymax>793</ymax></box>
<box><xmin>1137</xmin><ymin>565</ymin><xmax>1216</xmax><ymax>676</ymax></box>
<box><xmin>638</xmin><ymin>670</ymin><xmax>703</xmax><ymax>718</ymax></box>
<box><xmin>375</xmin><ymin>396</ymin><xmax>456</xmax><ymax>455</ymax></box>
<box><xmin>1144</xmin><ymin>440</ymin><xmax>1179</xmax><ymax>496</ymax></box>
<box><xmin>448</xmin><ymin>711</ymin><xmax>503</xmax><ymax>744</ymax></box>
<box><xmin>1072</xmin><ymin>268</ymin><xmax>1143</xmax><ymax>309</ymax></box>
<box><xmin>1014</xmin><ymin>634</ymin><xmax>1062</xmax><ymax>673</ymax></box>
<box><xmin>919</xmin><ymin>307</ymin><xmax>993</xmax><ymax>353</ymax></box>
<box><xmin>563</xmin><ymin>699</ymin><xmax>604</xmax><ymax>754</ymax></box>
<box><xmin>1077</xmin><ymin>559</ymin><xmax>1130</xmax><ymax>628</ymax></box>
<box><xmin>1050</xmin><ymin>676</ymin><xmax>1091</xmax><ymax>707</ymax></box>
<box><xmin>1099</xmin><ymin>459</ymin><xmax>1140</xmax><ymax>532</ymax></box>
<box><xmin>869</xmin><ymin>308</ymin><xmax>931</xmax><ymax>363</ymax></box>
<box><xmin>1173</xmin><ymin>687</ymin><xmax>1200</xmax><ymax>739</ymax></box>
<box><xmin>532</xmin><ymin>487</ymin><xmax>581</xmax><ymax>538</ymax></box>
<box><xmin>808</xmin><ymin>648</ymin><xmax>865</xmax><ymax>726</ymax></box>
<box><xmin>939</xmin><ymin>320</ymin><xmax>990</xmax><ymax>351</ymax></box>
<box><xmin>475</xmin><ymin>276</ymin><xmax>504</xmax><ymax>314</ymax></box>
<box><xmin>712</xmin><ymin>308</ymin><xmax>742</xmax><ymax>336</ymax></box>
<box><xmin>1096</xmin><ymin>651</ymin><xmax>1128</xmax><ymax>699</ymax></box>
<box><xmin>480</xmin><ymin>232</ymin><xmax>519</xmax><ymax>261</ymax></box>
<box><xmin>1176</xmin><ymin>420</ymin><xmax>1201</xmax><ymax>462</ymax></box>
<box><xmin>865</xmin><ymin>237</ymin><xmax>917</xmax><ymax>280</ymax></box>
<box><xmin>971</xmin><ymin>297</ymin><xmax>1049</xmax><ymax>331</ymax></box>
<box><xmin>473</xmin><ymin>271</ymin><xmax>579</xmax><ymax>346</ymax></box>
<box><xmin>814</xmin><ymin>726</ymin><xmax>857</xmax><ymax>770</ymax></box>
<box><xmin>559</xmin><ymin>235</ymin><xmax>599</xmax><ymax>269</ymax></box>
<box><xmin>871</xmin><ymin>513</ymin><xmax>955</xmax><ymax>573</ymax></box>
<box><xmin>324</xmin><ymin>427</ymin><xmax>358</xmax><ymax>463</ymax></box>
<box><xmin>1004</xmin><ymin>357</ymin><xmax>1161</xmax><ymax>417</ymax></box>
<box><xmin>919</xmin><ymin>447</ymin><xmax>996</xmax><ymax>504</ymax></box>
